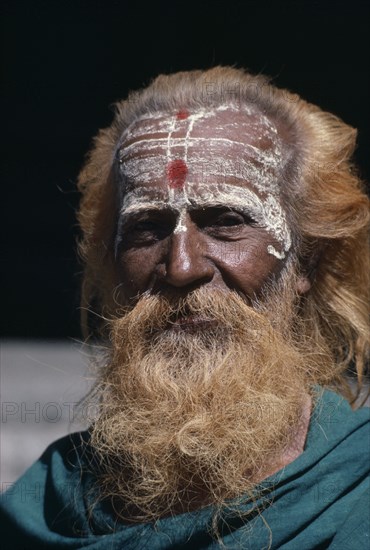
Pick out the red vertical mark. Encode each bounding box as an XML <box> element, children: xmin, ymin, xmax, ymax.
<box><xmin>176</xmin><ymin>109</ymin><xmax>189</xmax><ymax>120</ymax></box>
<box><xmin>167</xmin><ymin>159</ymin><xmax>188</xmax><ymax>189</ymax></box>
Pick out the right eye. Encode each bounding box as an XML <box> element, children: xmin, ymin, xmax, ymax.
<box><xmin>123</xmin><ymin>217</ymin><xmax>171</xmax><ymax>246</ymax></box>
<box><xmin>132</xmin><ymin>221</ymin><xmax>162</xmax><ymax>232</ymax></box>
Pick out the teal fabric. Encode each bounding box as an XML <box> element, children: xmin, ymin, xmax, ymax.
<box><xmin>1</xmin><ymin>389</ymin><xmax>369</xmax><ymax>549</ymax></box>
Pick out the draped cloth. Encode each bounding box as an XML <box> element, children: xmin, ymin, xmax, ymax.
<box><xmin>1</xmin><ymin>389</ymin><xmax>369</xmax><ymax>549</ymax></box>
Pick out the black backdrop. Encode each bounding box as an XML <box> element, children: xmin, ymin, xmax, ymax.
<box><xmin>2</xmin><ymin>0</ymin><xmax>369</xmax><ymax>339</ymax></box>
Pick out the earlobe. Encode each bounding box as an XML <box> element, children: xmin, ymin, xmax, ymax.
<box><xmin>296</xmin><ymin>276</ymin><xmax>311</xmax><ymax>295</ymax></box>
<box><xmin>296</xmin><ymin>242</ymin><xmax>324</xmax><ymax>295</ymax></box>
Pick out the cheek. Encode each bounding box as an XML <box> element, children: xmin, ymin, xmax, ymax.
<box><xmin>210</xmin><ymin>237</ymin><xmax>283</xmax><ymax>294</ymax></box>
<box><xmin>116</xmin><ymin>247</ymin><xmax>160</xmax><ymax>296</ymax></box>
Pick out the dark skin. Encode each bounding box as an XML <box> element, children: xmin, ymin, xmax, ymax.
<box><xmin>114</xmin><ymin>107</ymin><xmax>311</xmax><ymax>307</ymax></box>
<box><xmin>118</xmin><ymin>202</ymin><xmax>283</xmax><ymax>305</ymax></box>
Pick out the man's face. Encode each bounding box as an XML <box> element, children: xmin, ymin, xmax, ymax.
<box><xmin>115</xmin><ymin>104</ymin><xmax>293</xmax><ymax>311</ymax></box>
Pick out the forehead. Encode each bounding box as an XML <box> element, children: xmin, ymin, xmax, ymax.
<box><xmin>116</xmin><ymin>106</ymin><xmax>292</xmax><ymax>260</ymax></box>
<box><xmin>121</xmin><ymin>104</ymin><xmax>281</xmax><ymax>146</ymax></box>
<box><xmin>117</xmin><ymin>105</ymin><xmax>289</xmax><ymax>196</ymax></box>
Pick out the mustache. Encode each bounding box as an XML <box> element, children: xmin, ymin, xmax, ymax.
<box><xmin>108</xmin><ymin>286</ymin><xmax>285</xmax><ymax>365</ymax></box>
<box><xmin>119</xmin><ymin>287</ymin><xmax>266</xmax><ymax>331</ymax></box>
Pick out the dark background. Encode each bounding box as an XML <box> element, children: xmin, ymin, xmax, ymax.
<box><xmin>2</xmin><ymin>0</ymin><xmax>369</xmax><ymax>339</ymax></box>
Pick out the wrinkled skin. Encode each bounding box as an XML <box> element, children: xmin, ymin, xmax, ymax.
<box><xmin>114</xmin><ymin>106</ymin><xmax>310</xmax><ymax>307</ymax></box>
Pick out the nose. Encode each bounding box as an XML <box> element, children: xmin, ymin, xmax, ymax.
<box><xmin>157</xmin><ymin>216</ymin><xmax>214</xmax><ymax>290</ymax></box>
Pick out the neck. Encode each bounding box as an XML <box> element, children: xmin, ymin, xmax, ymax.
<box><xmin>255</xmin><ymin>394</ymin><xmax>312</xmax><ymax>481</ymax></box>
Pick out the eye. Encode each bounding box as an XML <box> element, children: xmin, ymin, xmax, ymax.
<box><xmin>133</xmin><ymin>220</ymin><xmax>163</xmax><ymax>232</ymax></box>
<box><xmin>209</xmin><ymin>208</ymin><xmax>256</xmax><ymax>229</ymax></box>
<box><xmin>130</xmin><ymin>219</ymin><xmax>169</xmax><ymax>238</ymax></box>
<box><xmin>191</xmin><ymin>207</ymin><xmax>258</xmax><ymax>241</ymax></box>
<box><xmin>213</xmin><ymin>212</ymin><xmax>245</xmax><ymax>227</ymax></box>
<box><xmin>121</xmin><ymin>215</ymin><xmax>173</xmax><ymax>247</ymax></box>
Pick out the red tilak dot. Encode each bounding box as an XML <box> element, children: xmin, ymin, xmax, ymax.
<box><xmin>176</xmin><ymin>109</ymin><xmax>189</xmax><ymax>120</ymax></box>
<box><xmin>167</xmin><ymin>159</ymin><xmax>188</xmax><ymax>189</ymax></box>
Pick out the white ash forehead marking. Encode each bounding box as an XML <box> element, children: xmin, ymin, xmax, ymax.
<box><xmin>166</xmin><ymin>116</ymin><xmax>177</xmax><ymax>163</ymax></box>
<box><xmin>118</xmin><ymin>106</ymin><xmax>290</xmax><ymax>258</ymax></box>
<box><xmin>120</xmin><ymin>183</ymin><xmax>291</xmax><ymax>259</ymax></box>
<box><xmin>119</xmin><ymin>107</ymin><xmax>285</xmax><ymax>196</ymax></box>
<box><xmin>121</xmin><ymin>103</ymin><xmax>255</xmax><ymax>137</ymax></box>
<box><xmin>166</xmin><ymin>115</ymin><xmax>188</xmax><ymax>203</ymax></box>
<box><xmin>121</xmin><ymin>137</ymin><xmax>278</xmax><ymax>158</ymax></box>
<box><xmin>173</xmin><ymin>208</ymin><xmax>187</xmax><ymax>234</ymax></box>
<box><xmin>119</xmin><ymin>103</ymin><xmax>279</xmax><ymax>158</ymax></box>
<box><xmin>121</xmin><ymin>110</ymin><xmax>282</xmax><ymax>150</ymax></box>
<box><xmin>119</xmin><ymin>147</ymin><xmax>281</xmax><ymax>195</ymax></box>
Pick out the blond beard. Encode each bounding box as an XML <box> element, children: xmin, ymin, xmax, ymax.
<box><xmin>87</xmin><ymin>269</ymin><xmax>328</xmax><ymax>522</ymax></box>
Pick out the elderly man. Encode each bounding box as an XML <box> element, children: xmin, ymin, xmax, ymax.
<box><xmin>1</xmin><ymin>67</ymin><xmax>369</xmax><ymax>549</ymax></box>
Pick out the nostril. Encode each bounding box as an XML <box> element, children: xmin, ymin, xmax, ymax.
<box><xmin>154</xmin><ymin>263</ymin><xmax>168</xmax><ymax>281</ymax></box>
<box><xmin>164</xmin><ymin>262</ymin><xmax>214</xmax><ymax>288</ymax></box>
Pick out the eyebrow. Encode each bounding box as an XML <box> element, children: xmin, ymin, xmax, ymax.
<box><xmin>120</xmin><ymin>201</ymin><xmax>172</xmax><ymax>216</ymax></box>
<box><xmin>116</xmin><ymin>185</ymin><xmax>291</xmax><ymax>258</ymax></box>
<box><xmin>119</xmin><ymin>199</ymin><xmax>261</xmax><ymax>219</ymax></box>
<box><xmin>120</xmin><ymin>182</ymin><xmax>265</xmax><ymax>212</ymax></box>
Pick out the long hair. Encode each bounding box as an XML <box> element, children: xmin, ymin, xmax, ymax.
<box><xmin>77</xmin><ymin>66</ymin><xmax>369</xmax><ymax>401</ymax></box>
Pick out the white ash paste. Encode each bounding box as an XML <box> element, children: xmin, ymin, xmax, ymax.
<box><xmin>118</xmin><ymin>105</ymin><xmax>291</xmax><ymax>258</ymax></box>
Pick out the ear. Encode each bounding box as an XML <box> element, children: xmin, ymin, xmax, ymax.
<box><xmin>296</xmin><ymin>240</ymin><xmax>326</xmax><ymax>295</ymax></box>
<box><xmin>295</xmin><ymin>275</ymin><xmax>311</xmax><ymax>295</ymax></box>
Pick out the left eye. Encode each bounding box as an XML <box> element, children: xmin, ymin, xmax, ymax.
<box><xmin>213</xmin><ymin>213</ymin><xmax>244</xmax><ymax>227</ymax></box>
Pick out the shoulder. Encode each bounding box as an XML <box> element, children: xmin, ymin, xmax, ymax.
<box><xmin>0</xmin><ymin>431</ymin><xmax>94</xmax><ymax>548</ymax></box>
